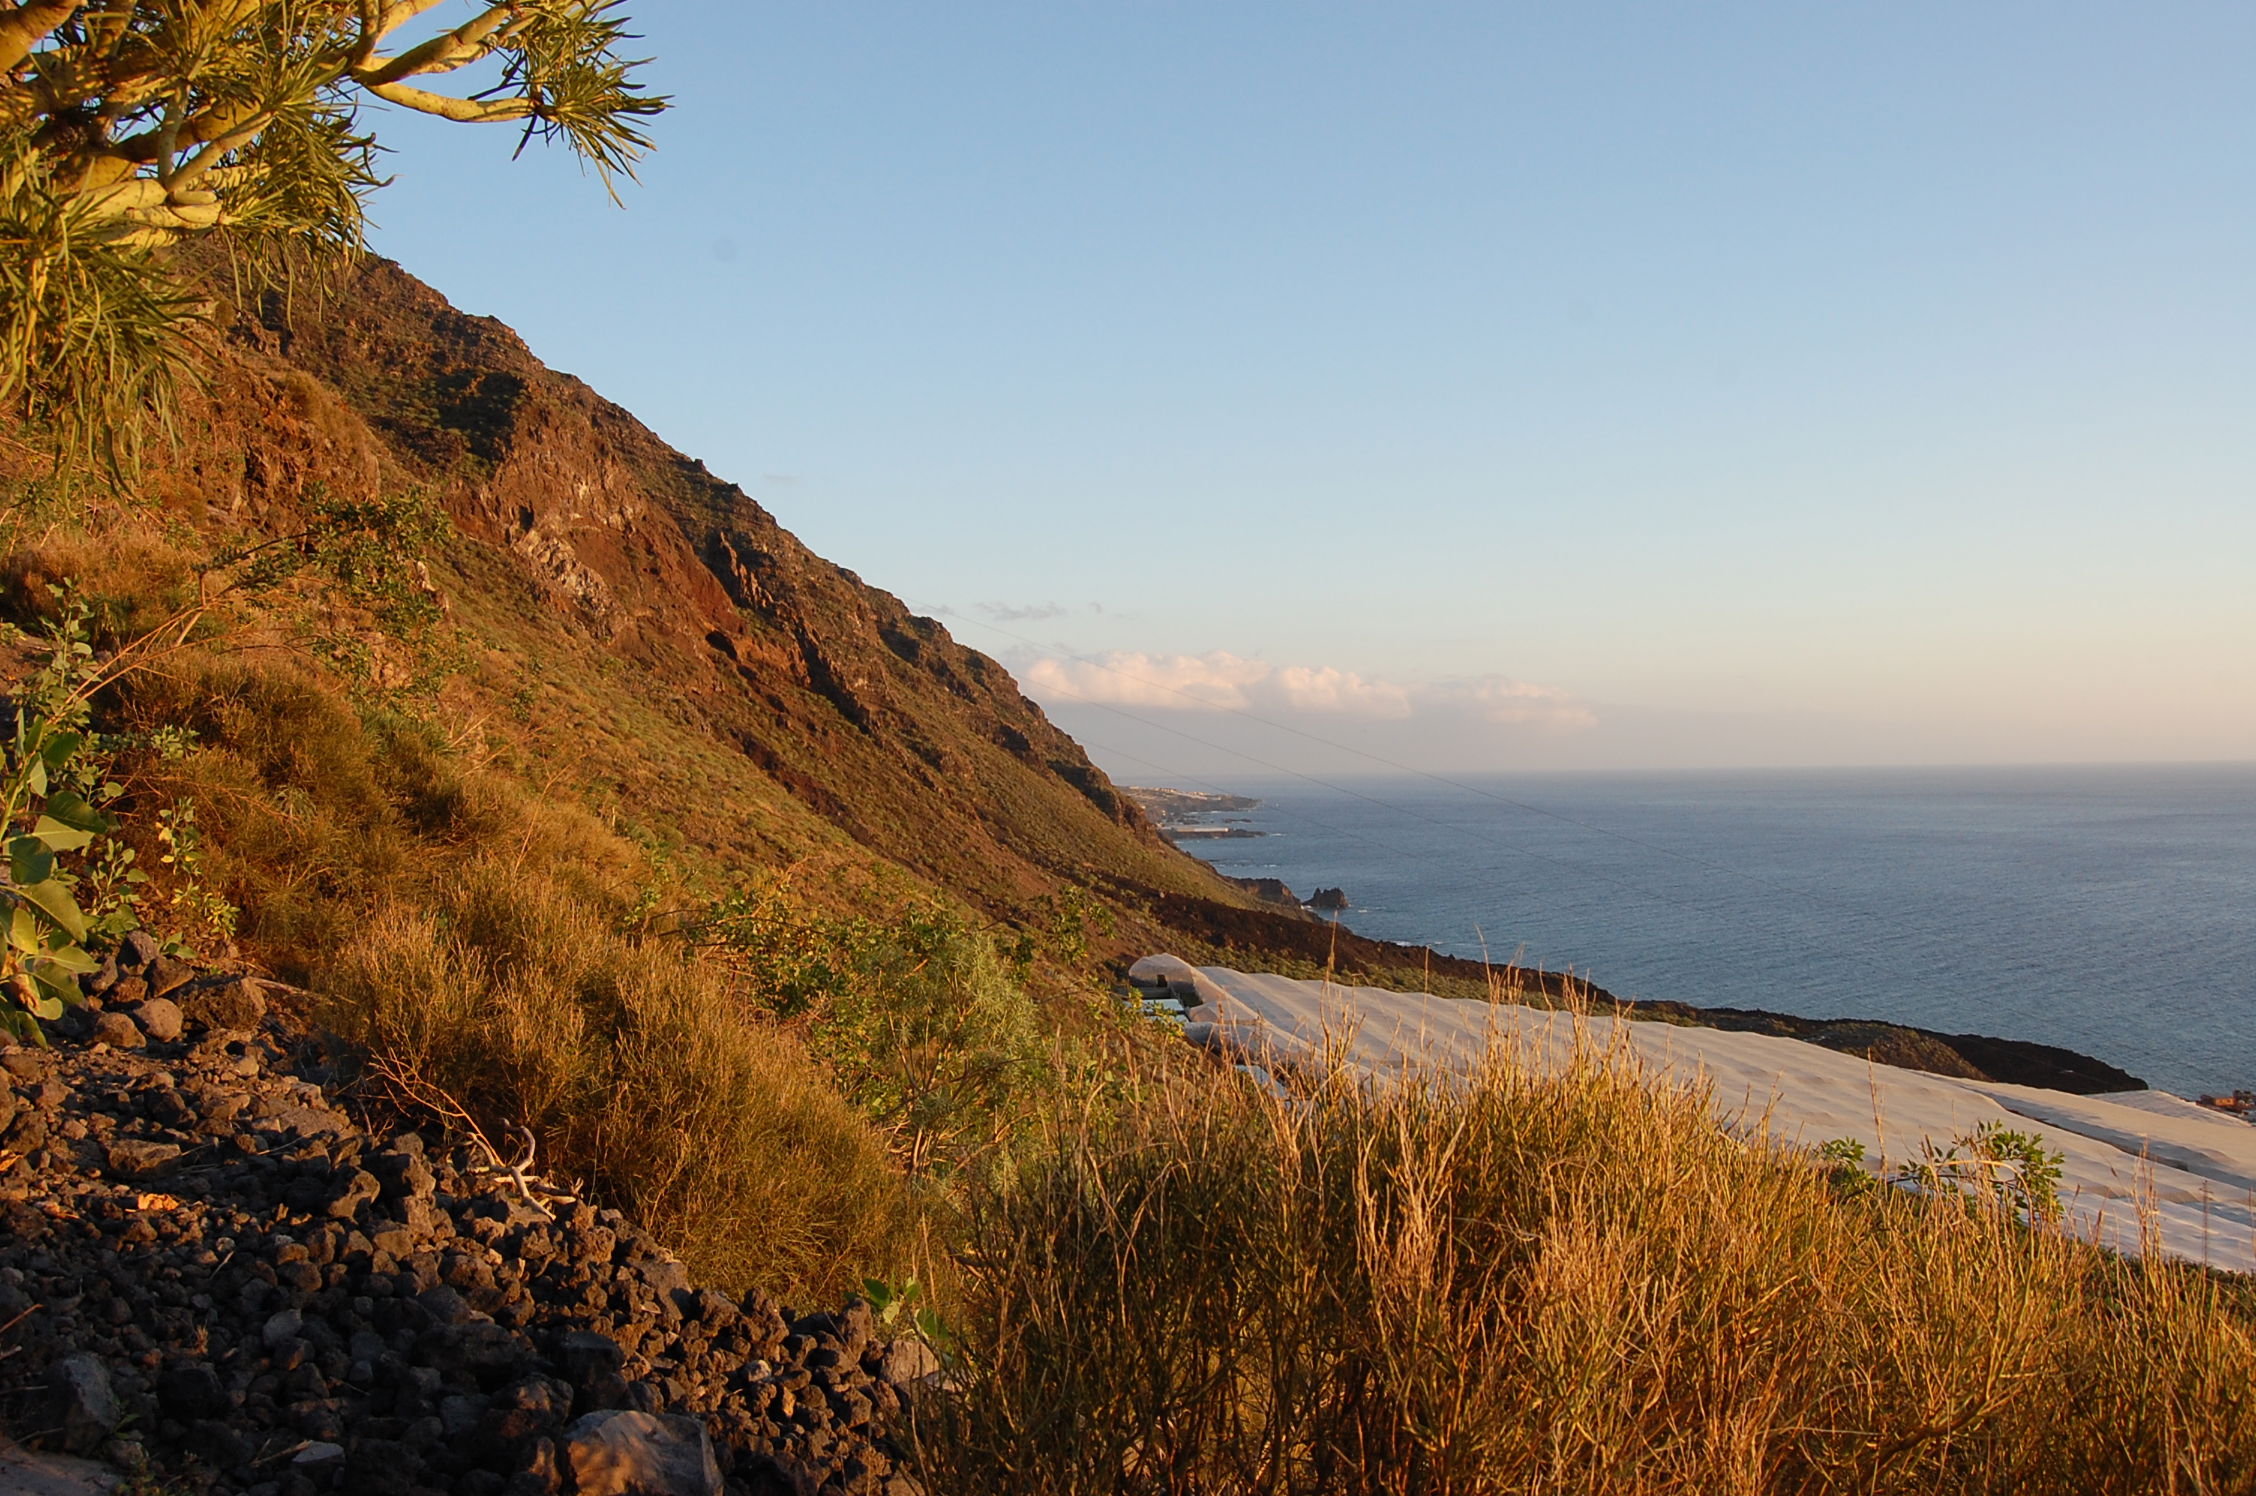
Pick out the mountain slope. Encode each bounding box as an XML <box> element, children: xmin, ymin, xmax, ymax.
<box><xmin>1</xmin><ymin>254</ymin><xmax>2140</xmax><ymax>1095</ymax></box>
<box><xmin>123</xmin><ymin>256</ymin><xmax>1249</xmax><ymax>934</ymax></box>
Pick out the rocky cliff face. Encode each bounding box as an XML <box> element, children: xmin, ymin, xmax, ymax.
<box><xmin>111</xmin><ymin>257</ymin><xmax>1239</xmax><ymax>928</ymax></box>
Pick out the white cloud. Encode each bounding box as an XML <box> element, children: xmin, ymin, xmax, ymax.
<box><xmin>976</xmin><ymin>601</ymin><xmax>1071</xmax><ymax>623</ymax></box>
<box><xmin>1421</xmin><ymin>675</ymin><xmax>1599</xmax><ymax>730</ymax></box>
<box><xmin>1271</xmin><ymin>664</ymin><xmax>1413</xmax><ymax>718</ymax></box>
<box><xmin>1021</xmin><ymin>651</ymin><xmax>1592</xmax><ymax>730</ymax></box>
<box><xmin>1021</xmin><ymin>651</ymin><xmax>1272</xmax><ymax>711</ymax></box>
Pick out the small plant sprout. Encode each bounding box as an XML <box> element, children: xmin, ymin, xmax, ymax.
<box><xmin>860</xmin><ymin>1276</ymin><xmax>952</xmax><ymax>1353</ymax></box>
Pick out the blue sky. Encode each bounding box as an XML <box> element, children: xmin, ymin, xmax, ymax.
<box><xmin>366</xmin><ymin>3</ymin><xmax>2255</xmax><ymax>773</ymax></box>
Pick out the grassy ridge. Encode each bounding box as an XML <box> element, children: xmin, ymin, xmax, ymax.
<box><xmin>319</xmin><ymin>862</ymin><xmax>923</xmax><ymax>1301</ymax></box>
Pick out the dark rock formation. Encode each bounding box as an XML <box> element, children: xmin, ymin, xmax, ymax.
<box><xmin>0</xmin><ymin>951</ymin><xmax>934</xmax><ymax>1495</ymax></box>
<box><xmin>1225</xmin><ymin>878</ymin><xmax>1306</xmax><ymax>912</ymax></box>
<box><xmin>78</xmin><ymin>252</ymin><xmax>1236</xmax><ymax>939</ymax></box>
<box><xmin>1698</xmin><ymin>1011</ymin><xmax>2147</xmax><ymax>1096</ymax></box>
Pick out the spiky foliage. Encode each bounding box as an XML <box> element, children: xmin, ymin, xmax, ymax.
<box><xmin>0</xmin><ymin>0</ymin><xmax>666</xmax><ymax>470</ymax></box>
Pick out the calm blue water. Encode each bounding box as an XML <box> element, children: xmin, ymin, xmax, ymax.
<box><xmin>1182</xmin><ymin>765</ymin><xmax>2256</xmax><ymax>1098</ymax></box>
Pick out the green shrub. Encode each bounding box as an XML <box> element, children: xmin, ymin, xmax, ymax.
<box><xmin>0</xmin><ymin>584</ymin><xmax>202</xmax><ymax>1036</ymax></box>
<box><xmin>1900</xmin><ymin>1119</ymin><xmax>2069</xmax><ymax>1225</ymax></box>
<box><xmin>0</xmin><ymin>595</ymin><xmax>114</xmax><ymax>1034</ymax></box>
<box><xmin>695</xmin><ymin>881</ymin><xmax>1055</xmax><ymax>1180</ymax></box>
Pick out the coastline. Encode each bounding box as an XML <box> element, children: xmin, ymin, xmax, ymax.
<box><xmin>1123</xmin><ymin>785</ymin><xmax>2149</xmax><ymax>1096</ymax></box>
<box><xmin>1148</xmin><ymin>885</ymin><xmax>2145</xmax><ymax>1093</ymax></box>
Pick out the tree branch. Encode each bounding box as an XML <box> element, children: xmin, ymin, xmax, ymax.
<box><xmin>0</xmin><ymin>0</ymin><xmax>82</xmax><ymax>75</ymax></box>
<box><xmin>166</xmin><ymin>113</ymin><xmax>269</xmax><ymax>190</ymax></box>
<box><xmin>110</xmin><ymin>95</ymin><xmax>269</xmax><ymax>164</ymax></box>
<box><xmin>353</xmin><ymin>2</ymin><xmax>519</xmax><ymax>86</ymax></box>
<box><xmin>79</xmin><ymin>169</ymin><xmax>163</xmax><ymax>211</ymax></box>
<box><xmin>364</xmin><ymin>77</ymin><xmax>530</xmax><ymax>123</ymax></box>
<box><xmin>351</xmin><ymin>0</ymin><xmax>382</xmax><ymax>66</ymax></box>
<box><xmin>370</xmin><ymin>0</ymin><xmax>454</xmax><ymax>46</ymax></box>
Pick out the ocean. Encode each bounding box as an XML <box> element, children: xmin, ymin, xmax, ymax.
<box><xmin>1175</xmin><ymin>764</ymin><xmax>2256</xmax><ymax>1099</ymax></box>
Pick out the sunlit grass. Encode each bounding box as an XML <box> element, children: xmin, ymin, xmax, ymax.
<box><xmin>915</xmin><ymin>1028</ymin><xmax>2256</xmax><ymax>1495</ymax></box>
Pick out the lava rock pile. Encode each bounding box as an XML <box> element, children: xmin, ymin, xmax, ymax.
<box><xmin>0</xmin><ymin>943</ymin><xmax>936</xmax><ymax>1496</ymax></box>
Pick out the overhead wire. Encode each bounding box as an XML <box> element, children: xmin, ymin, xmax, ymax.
<box><xmin>945</xmin><ymin>611</ymin><xmax>1925</xmax><ymax>933</ymax></box>
<box><xmin>1015</xmin><ymin>663</ymin><xmax>1725</xmax><ymax>914</ymax></box>
<box><xmin>955</xmin><ymin>614</ymin><xmax>1892</xmax><ymax>904</ymax></box>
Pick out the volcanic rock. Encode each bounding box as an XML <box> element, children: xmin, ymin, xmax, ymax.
<box><xmin>46</xmin><ymin>1354</ymin><xmax>117</xmax><ymax>1455</ymax></box>
<box><xmin>0</xmin><ymin>964</ymin><xmax>936</xmax><ymax>1493</ymax></box>
<box><xmin>124</xmin><ymin>998</ymin><xmax>183</xmax><ymax>1043</ymax></box>
<box><xmin>565</xmin><ymin>1410</ymin><xmax>724</xmax><ymax>1496</ymax></box>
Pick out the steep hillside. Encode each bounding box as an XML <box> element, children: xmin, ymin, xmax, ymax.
<box><xmin>0</xmin><ymin>255</ymin><xmax>2139</xmax><ymax>1096</ymax></box>
<box><xmin>101</xmin><ymin>256</ymin><xmax>1254</xmax><ymax>939</ymax></box>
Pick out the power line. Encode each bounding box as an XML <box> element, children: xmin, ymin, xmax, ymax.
<box><xmin>1049</xmin><ymin>682</ymin><xmax>1722</xmax><ymax>914</ymax></box>
<box><xmin>945</xmin><ymin>612</ymin><xmax>1913</xmax><ymax>930</ymax></box>
<box><xmin>1070</xmin><ymin>731</ymin><xmax>1486</xmax><ymax>880</ymax></box>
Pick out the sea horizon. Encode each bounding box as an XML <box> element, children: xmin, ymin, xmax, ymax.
<box><xmin>1148</xmin><ymin>760</ymin><xmax>2256</xmax><ymax>1100</ymax></box>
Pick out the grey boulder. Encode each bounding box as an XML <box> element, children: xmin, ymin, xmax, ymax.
<box><xmin>174</xmin><ymin>974</ymin><xmax>265</xmax><ymax>1033</ymax></box>
<box><xmin>87</xmin><ymin>1012</ymin><xmax>143</xmax><ymax>1050</ymax></box>
<box><xmin>48</xmin><ymin>1352</ymin><xmax>118</xmax><ymax>1454</ymax></box>
<box><xmin>125</xmin><ymin>997</ymin><xmax>183</xmax><ymax>1043</ymax></box>
<box><xmin>564</xmin><ymin>1410</ymin><xmax>722</xmax><ymax>1496</ymax></box>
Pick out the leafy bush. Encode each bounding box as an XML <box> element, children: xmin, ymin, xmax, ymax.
<box><xmin>1900</xmin><ymin>1120</ymin><xmax>2068</xmax><ymax>1225</ymax></box>
<box><xmin>0</xmin><ymin>588</ymin><xmax>159</xmax><ymax>1037</ymax></box>
<box><xmin>214</xmin><ymin>485</ymin><xmax>454</xmax><ymax>635</ymax></box>
<box><xmin>694</xmin><ymin>880</ymin><xmax>1054</xmax><ymax>1179</ymax></box>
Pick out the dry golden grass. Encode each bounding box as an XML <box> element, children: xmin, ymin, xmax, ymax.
<box><xmin>915</xmin><ymin>1033</ymin><xmax>2256</xmax><ymax>1495</ymax></box>
<box><xmin>86</xmin><ymin>644</ymin><xmax>928</xmax><ymax>1306</ymax></box>
<box><xmin>318</xmin><ymin>858</ymin><xmax>925</xmax><ymax>1303</ymax></box>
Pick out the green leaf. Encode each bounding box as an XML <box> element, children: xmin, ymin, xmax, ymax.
<box><xmin>29</xmin><ymin>818</ymin><xmax>94</xmax><ymax>853</ymax></box>
<box><xmin>39</xmin><ymin>730</ymin><xmax>82</xmax><ymax>769</ymax></box>
<box><xmin>25</xmin><ymin>963</ymin><xmax>80</xmax><ymax>1014</ymax></box>
<box><xmin>29</xmin><ymin>943</ymin><xmax>96</xmax><ymax>976</ymax></box>
<box><xmin>40</xmin><ymin>790</ymin><xmax>111</xmax><ymax>834</ymax></box>
<box><xmin>7</xmin><ymin>903</ymin><xmax>39</xmax><ymax>954</ymax></box>
<box><xmin>26</xmin><ymin>758</ymin><xmax>46</xmax><ymax>797</ymax></box>
<box><xmin>0</xmin><ymin>1010</ymin><xmax>47</xmax><ymax>1048</ymax></box>
<box><xmin>7</xmin><ymin>836</ymin><xmax>56</xmax><ymax>886</ymax></box>
<box><xmin>12</xmin><ymin>877</ymin><xmax>88</xmax><ymax>943</ymax></box>
<box><xmin>8</xmin><ymin>965</ymin><xmax>64</xmax><ymax>1020</ymax></box>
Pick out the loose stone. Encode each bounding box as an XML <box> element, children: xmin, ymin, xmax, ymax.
<box><xmin>0</xmin><ymin>942</ymin><xmax>929</xmax><ymax>1496</ymax></box>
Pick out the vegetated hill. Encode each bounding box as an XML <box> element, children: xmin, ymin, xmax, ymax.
<box><xmin>86</xmin><ymin>255</ymin><xmax>1262</xmax><ymax>941</ymax></box>
<box><xmin>1</xmin><ymin>255</ymin><xmax>2138</xmax><ymax>1095</ymax></box>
